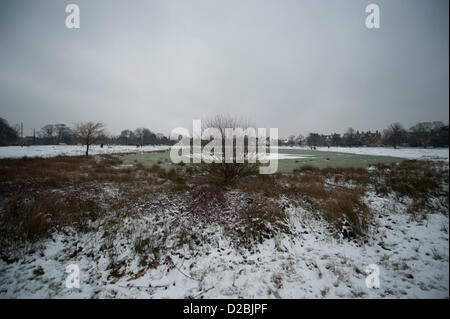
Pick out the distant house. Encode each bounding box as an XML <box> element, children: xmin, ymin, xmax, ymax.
<box><xmin>356</xmin><ymin>130</ymin><xmax>382</xmax><ymax>146</ymax></box>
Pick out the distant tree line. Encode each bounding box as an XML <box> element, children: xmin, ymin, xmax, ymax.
<box><xmin>1</xmin><ymin>117</ymin><xmax>448</xmax><ymax>148</ymax></box>
<box><xmin>115</xmin><ymin>128</ymin><xmax>172</xmax><ymax>146</ymax></box>
<box><xmin>0</xmin><ymin>117</ymin><xmax>175</xmax><ymax>147</ymax></box>
<box><xmin>282</xmin><ymin>121</ymin><xmax>449</xmax><ymax>148</ymax></box>
<box><xmin>0</xmin><ymin>118</ymin><xmax>19</xmax><ymax>146</ymax></box>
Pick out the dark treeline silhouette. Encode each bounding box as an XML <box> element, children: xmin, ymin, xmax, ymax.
<box><xmin>115</xmin><ymin>128</ymin><xmax>172</xmax><ymax>146</ymax></box>
<box><xmin>283</xmin><ymin>121</ymin><xmax>449</xmax><ymax>148</ymax></box>
<box><xmin>1</xmin><ymin>117</ymin><xmax>448</xmax><ymax>148</ymax></box>
<box><xmin>0</xmin><ymin>118</ymin><xmax>19</xmax><ymax>146</ymax></box>
<box><xmin>0</xmin><ymin>118</ymin><xmax>175</xmax><ymax>146</ymax></box>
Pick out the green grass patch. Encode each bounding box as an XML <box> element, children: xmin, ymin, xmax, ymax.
<box><xmin>120</xmin><ymin>149</ymin><xmax>406</xmax><ymax>173</ymax></box>
<box><xmin>121</xmin><ymin>150</ymin><xmax>176</xmax><ymax>170</ymax></box>
<box><xmin>275</xmin><ymin>148</ymin><xmax>405</xmax><ymax>172</ymax></box>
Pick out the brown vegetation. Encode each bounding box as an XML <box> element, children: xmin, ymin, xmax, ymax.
<box><xmin>0</xmin><ymin>154</ymin><xmax>447</xmax><ymax>257</ymax></box>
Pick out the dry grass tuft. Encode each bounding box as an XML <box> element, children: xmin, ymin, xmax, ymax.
<box><xmin>315</xmin><ymin>188</ymin><xmax>369</xmax><ymax>237</ymax></box>
<box><xmin>235</xmin><ymin>175</ymin><xmax>281</xmax><ymax>197</ymax></box>
<box><xmin>0</xmin><ymin>191</ymin><xmax>103</xmax><ymax>244</ymax></box>
<box><xmin>225</xmin><ymin>199</ymin><xmax>290</xmax><ymax>249</ymax></box>
<box><xmin>373</xmin><ymin>160</ymin><xmax>444</xmax><ymax>199</ymax></box>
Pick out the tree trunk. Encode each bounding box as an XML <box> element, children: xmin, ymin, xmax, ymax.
<box><xmin>86</xmin><ymin>136</ymin><xmax>90</xmax><ymax>156</ymax></box>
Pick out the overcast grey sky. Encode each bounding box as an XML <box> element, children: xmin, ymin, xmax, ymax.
<box><xmin>0</xmin><ymin>0</ymin><xmax>448</xmax><ymax>138</ymax></box>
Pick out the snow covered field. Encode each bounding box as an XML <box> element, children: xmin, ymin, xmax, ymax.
<box><xmin>0</xmin><ymin>190</ymin><xmax>447</xmax><ymax>298</ymax></box>
<box><xmin>281</xmin><ymin>146</ymin><xmax>449</xmax><ymax>162</ymax></box>
<box><xmin>1</xmin><ymin>145</ymin><xmax>448</xmax><ymax>163</ymax></box>
<box><xmin>0</xmin><ymin>145</ymin><xmax>448</xmax><ymax>299</ymax></box>
<box><xmin>0</xmin><ymin>145</ymin><xmax>170</xmax><ymax>159</ymax></box>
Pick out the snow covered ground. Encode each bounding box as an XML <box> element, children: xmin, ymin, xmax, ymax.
<box><xmin>281</xmin><ymin>146</ymin><xmax>449</xmax><ymax>162</ymax></box>
<box><xmin>0</xmin><ymin>145</ymin><xmax>448</xmax><ymax>299</ymax></box>
<box><xmin>0</xmin><ymin>145</ymin><xmax>170</xmax><ymax>159</ymax></box>
<box><xmin>1</xmin><ymin>145</ymin><xmax>448</xmax><ymax>162</ymax></box>
<box><xmin>0</xmin><ymin>190</ymin><xmax>447</xmax><ymax>299</ymax></box>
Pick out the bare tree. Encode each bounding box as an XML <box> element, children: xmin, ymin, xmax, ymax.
<box><xmin>119</xmin><ymin>129</ymin><xmax>134</xmax><ymax>145</ymax></box>
<box><xmin>134</xmin><ymin>128</ymin><xmax>144</xmax><ymax>146</ymax></box>
<box><xmin>54</xmin><ymin>124</ymin><xmax>73</xmax><ymax>144</ymax></box>
<box><xmin>0</xmin><ymin>118</ymin><xmax>18</xmax><ymax>145</ymax></box>
<box><xmin>73</xmin><ymin>122</ymin><xmax>105</xmax><ymax>156</ymax></box>
<box><xmin>295</xmin><ymin>134</ymin><xmax>304</xmax><ymax>146</ymax></box>
<box><xmin>287</xmin><ymin>135</ymin><xmax>296</xmax><ymax>146</ymax></box>
<box><xmin>383</xmin><ymin>122</ymin><xmax>407</xmax><ymax>149</ymax></box>
<box><xmin>13</xmin><ymin>123</ymin><xmax>22</xmax><ymax>139</ymax></box>
<box><xmin>142</xmin><ymin>128</ymin><xmax>157</xmax><ymax>145</ymax></box>
<box><xmin>343</xmin><ymin>127</ymin><xmax>356</xmax><ymax>147</ymax></box>
<box><xmin>39</xmin><ymin>124</ymin><xmax>56</xmax><ymax>144</ymax></box>
<box><xmin>306</xmin><ymin>133</ymin><xmax>320</xmax><ymax>147</ymax></box>
<box><xmin>200</xmin><ymin>115</ymin><xmax>259</xmax><ymax>183</ymax></box>
<box><xmin>409</xmin><ymin>122</ymin><xmax>432</xmax><ymax>147</ymax></box>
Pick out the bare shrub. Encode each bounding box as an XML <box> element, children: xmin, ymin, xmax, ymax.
<box><xmin>199</xmin><ymin>115</ymin><xmax>259</xmax><ymax>184</ymax></box>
